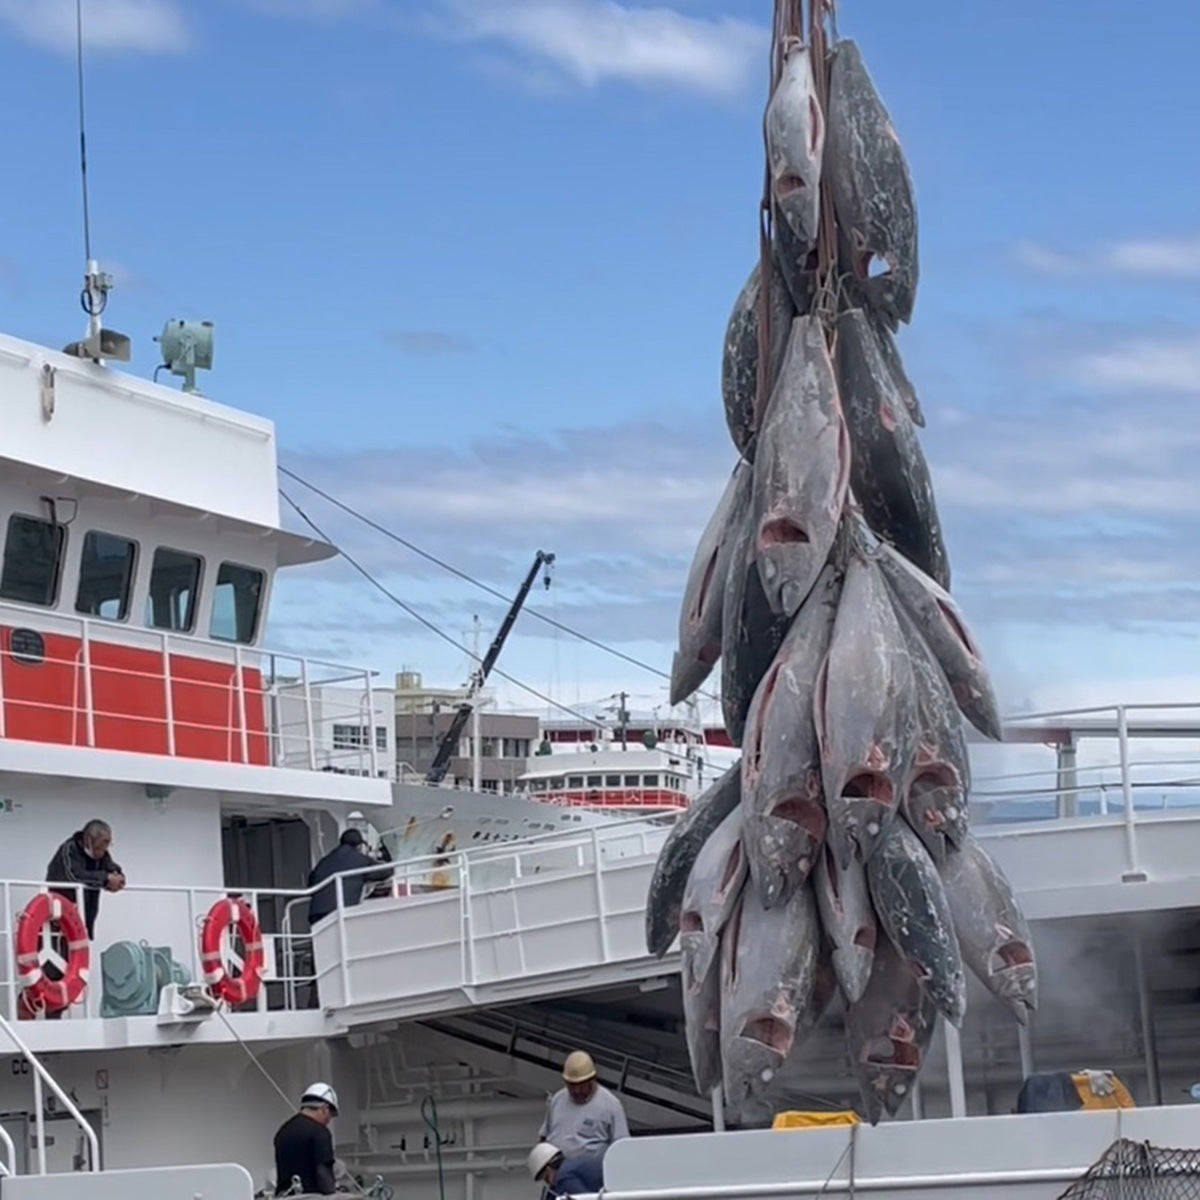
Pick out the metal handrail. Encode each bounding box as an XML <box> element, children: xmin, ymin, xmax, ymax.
<box><xmin>0</xmin><ymin>1122</ymin><xmax>15</xmax><ymax>1177</ymax></box>
<box><xmin>0</xmin><ymin>1011</ymin><xmax>99</xmax><ymax>1174</ymax></box>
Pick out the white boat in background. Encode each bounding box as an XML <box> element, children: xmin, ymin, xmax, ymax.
<box><xmin>515</xmin><ymin>706</ymin><xmax>726</xmax><ymax>814</ymax></box>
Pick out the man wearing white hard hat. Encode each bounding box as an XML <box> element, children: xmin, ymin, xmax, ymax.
<box><xmin>537</xmin><ymin>1050</ymin><xmax>629</xmax><ymax>1166</ymax></box>
<box><xmin>273</xmin><ymin>1083</ymin><xmax>340</xmax><ymax>1195</ymax></box>
<box><xmin>527</xmin><ymin>1143</ymin><xmax>603</xmax><ymax>1198</ymax></box>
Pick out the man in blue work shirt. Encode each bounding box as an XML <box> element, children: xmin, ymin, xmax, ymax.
<box><xmin>527</xmin><ymin>1144</ymin><xmax>603</xmax><ymax>1199</ymax></box>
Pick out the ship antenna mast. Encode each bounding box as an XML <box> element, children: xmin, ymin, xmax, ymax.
<box><xmin>63</xmin><ymin>0</ymin><xmax>130</xmax><ymax>365</ymax></box>
<box><xmin>76</xmin><ymin>0</ymin><xmax>92</xmax><ymax>268</ymax></box>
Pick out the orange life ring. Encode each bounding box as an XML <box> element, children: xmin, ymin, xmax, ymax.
<box><xmin>199</xmin><ymin>897</ymin><xmax>265</xmax><ymax>1006</ymax></box>
<box><xmin>15</xmin><ymin>892</ymin><xmax>90</xmax><ymax>1013</ymax></box>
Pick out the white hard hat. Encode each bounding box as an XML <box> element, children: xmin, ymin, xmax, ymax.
<box><xmin>527</xmin><ymin>1144</ymin><xmax>562</xmax><ymax>1181</ymax></box>
<box><xmin>301</xmin><ymin>1082</ymin><xmax>339</xmax><ymax>1115</ymax></box>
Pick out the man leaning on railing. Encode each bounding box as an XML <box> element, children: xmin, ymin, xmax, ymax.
<box><xmin>306</xmin><ymin>830</ymin><xmax>392</xmax><ymax>928</ymax></box>
<box><xmin>40</xmin><ymin>818</ymin><xmax>125</xmax><ymax>1020</ymax></box>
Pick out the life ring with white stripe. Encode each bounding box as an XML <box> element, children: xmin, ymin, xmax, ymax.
<box><xmin>199</xmin><ymin>896</ymin><xmax>264</xmax><ymax>1006</ymax></box>
<box><xmin>15</xmin><ymin>892</ymin><xmax>90</xmax><ymax>1013</ymax></box>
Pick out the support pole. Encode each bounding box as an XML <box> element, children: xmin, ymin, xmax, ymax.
<box><xmin>1017</xmin><ymin>1021</ymin><xmax>1034</xmax><ymax>1082</ymax></box>
<box><xmin>1133</xmin><ymin>927</ymin><xmax>1162</xmax><ymax>1105</ymax></box>
<box><xmin>943</xmin><ymin>1020</ymin><xmax>967</xmax><ymax>1118</ymax></box>
<box><xmin>710</xmin><ymin>1086</ymin><xmax>725</xmax><ymax>1132</ymax></box>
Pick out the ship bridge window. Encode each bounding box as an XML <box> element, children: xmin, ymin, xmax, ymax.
<box><xmin>644</xmin><ymin>774</ymin><xmax>659</xmax><ymax>787</ymax></box>
<box><xmin>605</xmin><ymin>774</ymin><xmax>620</xmax><ymax>787</ymax></box>
<box><xmin>567</xmin><ymin>775</ymin><xmax>584</xmax><ymax>788</ymax></box>
<box><xmin>210</xmin><ymin>562</ymin><xmax>264</xmax><ymax>644</ymax></box>
<box><xmin>147</xmin><ymin>548</ymin><xmax>202</xmax><ymax>633</ymax></box>
<box><xmin>1</xmin><ymin>514</ymin><xmax>66</xmax><ymax>607</ymax></box>
<box><xmin>624</xmin><ymin>775</ymin><xmax>639</xmax><ymax>787</ymax></box>
<box><xmin>75</xmin><ymin>531</ymin><xmax>137</xmax><ymax>621</ymax></box>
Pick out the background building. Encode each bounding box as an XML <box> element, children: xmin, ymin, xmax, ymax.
<box><xmin>394</xmin><ymin>671</ymin><xmax>538</xmax><ymax>792</ymax></box>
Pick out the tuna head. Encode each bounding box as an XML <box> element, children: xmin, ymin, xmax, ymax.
<box><xmin>740</xmin><ymin>564</ymin><xmax>842</xmax><ymax>908</ymax></box>
<box><xmin>720</xmin><ymin>504</ymin><xmax>791</xmax><ymax>747</ymax></box>
<box><xmin>845</xmin><ymin>938</ymin><xmax>938</xmax><ymax>1124</ymax></box>
<box><xmin>719</xmin><ymin>883</ymin><xmax>820</xmax><ymax>1114</ymax></box>
<box><xmin>765</xmin><ymin>41</ymin><xmax>825</xmax><ymax>252</ymax></box>
<box><xmin>816</xmin><ymin>545</ymin><xmax>917</xmax><ymax>867</ymax></box>
<box><xmin>938</xmin><ymin>833</ymin><xmax>1037</xmax><ymax>1021</ymax></box>
<box><xmin>814</xmin><ymin>839</ymin><xmax>877</xmax><ymax>1004</ymax></box>
<box><xmin>865</xmin><ymin>817</ymin><xmax>967</xmax><ymax>1026</ymax></box>
<box><xmin>721</xmin><ymin>260</ymin><xmax>795</xmax><ymax>461</ymax></box>
<box><xmin>874</xmin><ymin>539</ymin><xmax>1002</xmax><ymax>742</ymax></box>
<box><xmin>679</xmin><ymin>807</ymin><xmax>748</xmax><ymax>985</ymax></box>
<box><xmin>670</xmin><ymin>459</ymin><xmax>753</xmax><ymax>706</ymax></box>
<box><xmin>826</xmin><ymin>39</ymin><xmax>919</xmax><ymax>328</ymax></box>
<box><xmin>752</xmin><ymin>316</ymin><xmax>851</xmax><ymax>619</ymax></box>
<box><xmin>904</xmin><ymin>772</ymin><xmax>968</xmax><ymax>865</ymax></box>
<box><xmin>894</xmin><ymin>601</ymin><xmax>971</xmax><ymax>861</ymax></box>
<box><xmin>681</xmin><ymin>926</ymin><xmax>724</xmax><ymax>1094</ymax></box>
<box><xmin>833</xmin><ymin>307</ymin><xmax>949</xmax><ymax>591</ymax></box>
<box><xmin>644</xmin><ymin>763</ymin><xmax>742</xmax><ymax>958</ymax></box>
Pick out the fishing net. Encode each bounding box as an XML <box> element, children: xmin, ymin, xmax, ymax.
<box><xmin>1056</xmin><ymin>1139</ymin><xmax>1200</xmax><ymax>1200</ymax></box>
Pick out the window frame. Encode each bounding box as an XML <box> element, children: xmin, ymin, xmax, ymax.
<box><xmin>145</xmin><ymin>546</ymin><xmax>204</xmax><ymax>634</ymax></box>
<box><xmin>0</xmin><ymin>513</ymin><xmax>68</xmax><ymax>609</ymax></box>
<box><xmin>74</xmin><ymin>529</ymin><xmax>139</xmax><ymax>623</ymax></box>
<box><xmin>209</xmin><ymin>560</ymin><xmax>267</xmax><ymax>646</ymax></box>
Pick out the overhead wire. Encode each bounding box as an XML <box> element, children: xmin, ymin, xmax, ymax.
<box><xmin>277</xmin><ymin>464</ymin><xmax>719</xmax><ymax>702</ymax></box>
<box><xmin>279</xmin><ymin>488</ymin><xmax>608</xmax><ymax>730</ymax></box>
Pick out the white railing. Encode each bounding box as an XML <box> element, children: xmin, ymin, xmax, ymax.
<box><xmin>0</xmin><ymin>1010</ymin><xmax>99</xmax><ymax>1174</ymax></box>
<box><xmin>0</xmin><ymin>597</ymin><xmax>386</xmax><ymax>776</ymax></box>
<box><xmin>4</xmin><ymin>702</ymin><xmax>1200</xmax><ymax>1024</ymax></box>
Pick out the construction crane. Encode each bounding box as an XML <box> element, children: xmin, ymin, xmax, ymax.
<box><xmin>424</xmin><ymin>549</ymin><xmax>556</xmax><ymax>786</ymax></box>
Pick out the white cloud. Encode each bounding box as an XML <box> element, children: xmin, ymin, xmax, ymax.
<box><xmin>1016</xmin><ymin>235</ymin><xmax>1200</xmax><ymax>280</ymax></box>
<box><xmin>436</xmin><ymin>0</ymin><xmax>766</xmax><ymax>96</ymax></box>
<box><xmin>0</xmin><ymin>0</ymin><xmax>190</xmax><ymax>54</ymax></box>
<box><xmin>1070</xmin><ymin>334</ymin><xmax>1200</xmax><ymax>394</ymax></box>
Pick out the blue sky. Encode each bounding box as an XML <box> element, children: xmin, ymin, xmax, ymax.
<box><xmin>1</xmin><ymin>0</ymin><xmax>1199</xmax><ymax>729</ymax></box>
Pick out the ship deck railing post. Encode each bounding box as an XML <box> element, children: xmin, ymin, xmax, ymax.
<box><xmin>366</xmin><ymin>671</ymin><xmax>378</xmax><ymax>778</ymax></box>
<box><xmin>592</xmin><ymin>826</ymin><xmax>610</xmax><ymax>962</ymax></box>
<box><xmin>161</xmin><ymin>630</ymin><xmax>175</xmax><ymax>757</ymax></box>
<box><xmin>1117</xmin><ymin>705</ymin><xmax>1142</xmax><ymax>879</ymax></box>
<box><xmin>300</xmin><ymin>657</ymin><xmax>317</xmax><ymax>770</ymax></box>
<box><xmin>234</xmin><ymin>645</ymin><xmax>249</xmax><ymax>764</ymax></box>
<box><xmin>943</xmin><ymin>1018</ymin><xmax>967</xmax><ymax>1118</ymax></box>
<box><xmin>80</xmin><ymin>619</ymin><xmax>95</xmax><ymax>747</ymax></box>
<box><xmin>335</xmin><ymin>879</ymin><xmax>352</xmax><ymax>1006</ymax></box>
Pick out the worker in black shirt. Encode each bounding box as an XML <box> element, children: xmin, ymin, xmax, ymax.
<box><xmin>274</xmin><ymin>1083</ymin><xmax>339</xmax><ymax>1195</ymax></box>
<box><xmin>307</xmin><ymin>830</ymin><xmax>392</xmax><ymax>927</ymax></box>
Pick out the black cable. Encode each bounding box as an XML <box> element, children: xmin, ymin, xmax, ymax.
<box><xmin>277</xmin><ymin>464</ymin><xmax>719</xmax><ymax>700</ymax></box>
<box><xmin>279</xmin><ymin>489</ymin><xmax>607</xmax><ymax>730</ymax></box>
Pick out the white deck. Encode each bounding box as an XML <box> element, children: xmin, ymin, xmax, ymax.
<box><xmin>602</xmin><ymin>1106</ymin><xmax>1200</xmax><ymax>1200</ymax></box>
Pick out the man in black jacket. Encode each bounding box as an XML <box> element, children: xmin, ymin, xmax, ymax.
<box><xmin>40</xmin><ymin>819</ymin><xmax>125</xmax><ymax>1019</ymax></box>
<box><xmin>307</xmin><ymin>829</ymin><xmax>391</xmax><ymax>927</ymax></box>
<box><xmin>46</xmin><ymin>819</ymin><xmax>125</xmax><ymax>940</ymax></box>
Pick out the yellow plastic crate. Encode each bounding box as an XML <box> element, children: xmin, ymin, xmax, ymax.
<box><xmin>772</xmin><ymin>1110</ymin><xmax>861</xmax><ymax>1130</ymax></box>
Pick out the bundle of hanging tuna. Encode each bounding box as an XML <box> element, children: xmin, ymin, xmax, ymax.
<box><xmin>645</xmin><ymin>2</ymin><xmax>1037</xmax><ymax>1126</ymax></box>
